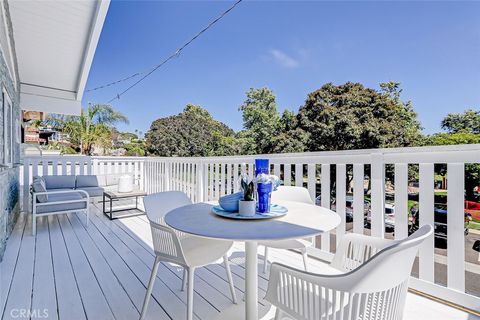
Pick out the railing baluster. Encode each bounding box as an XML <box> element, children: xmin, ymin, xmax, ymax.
<box><xmin>353</xmin><ymin>164</ymin><xmax>364</xmax><ymax>235</ymax></box>
<box><xmin>419</xmin><ymin>163</ymin><xmax>434</xmax><ymax>282</ymax></box>
<box><xmin>394</xmin><ymin>163</ymin><xmax>408</xmax><ymax>240</ymax></box>
<box><xmin>284</xmin><ymin>164</ymin><xmax>292</xmax><ymax>186</ymax></box>
<box><xmin>320</xmin><ymin>164</ymin><xmax>331</xmax><ymax>252</ymax></box>
<box><xmin>307</xmin><ymin>164</ymin><xmax>316</xmax><ymax>202</ymax></box>
<box><xmin>274</xmin><ymin>163</ymin><xmax>281</xmax><ymax>181</ymax></box>
<box><xmin>370</xmin><ymin>153</ymin><xmax>385</xmax><ymax>238</ymax></box>
<box><xmin>52</xmin><ymin>159</ymin><xmax>58</xmax><ymax>175</ymax></box>
<box><xmin>220</xmin><ymin>163</ymin><xmax>226</xmax><ymax>197</ymax></box>
<box><xmin>336</xmin><ymin>164</ymin><xmax>346</xmax><ymax>246</ymax></box>
<box><xmin>226</xmin><ymin>163</ymin><xmax>232</xmax><ymax>195</ymax></box>
<box><xmin>231</xmin><ymin>163</ymin><xmax>238</xmax><ymax>193</ymax></box>
<box><xmin>295</xmin><ymin>163</ymin><xmax>303</xmax><ymax>187</ymax></box>
<box><xmin>447</xmin><ymin>163</ymin><xmax>465</xmax><ymax>292</ymax></box>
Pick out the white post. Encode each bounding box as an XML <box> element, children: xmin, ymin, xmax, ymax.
<box><xmin>336</xmin><ymin>164</ymin><xmax>346</xmax><ymax>246</ymax></box>
<box><xmin>394</xmin><ymin>163</ymin><xmax>408</xmax><ymax>240</ymax></box>
<box><xmin>196</xmin><ymin>161</ymin><xmax>204</xmax><ymax>203</ymax></box>
<box><xmin>419</xmin><ymin>163</ymin><xmax>434</xmax><ymax>282</ymax></box>
<box><xmin>447</xmin><ymin>163</ymin><xmax>465</xmax><ymax>292</ymax></box>
<box><xmin>164</xmin><ymin>161</ymin><xmax>171</xmax><ymax>191</ymax></box>
<box><xmin>370</xmin><ymin>153</ymin><xmax>385</xmax><ymax>238</ymax></box>
<box><xmin>245</xmin><ymin>241</ymin><xmax>258</xmax><ymax>320</ymax></box>
<box><xmin>320</xmin><ymin>164</ymin><xmax>331</xmax><ymax>252</ymax></box>
<box><xmin>353</xmin><ymin>163</ymin><xmax>364</xmax><ymax>235</ymax></box>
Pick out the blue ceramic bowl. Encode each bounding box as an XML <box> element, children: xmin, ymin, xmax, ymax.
<box><xmin>219</xmin><ymin>192</ymin><xmax>243</xmax><ymax>212</ymax></box>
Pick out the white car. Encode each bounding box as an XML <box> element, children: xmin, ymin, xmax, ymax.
<box><xmin>366</xmin><ymin>203</ymin><xmax>395</xmax><ymax>229</ymax></box>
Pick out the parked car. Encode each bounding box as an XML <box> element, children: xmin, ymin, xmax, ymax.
<box><xmin>316</xmin><ymin>195</ymin><xmax>370</xmax><ymax>222</ymax></box>
<box><xmin>409</xmin><ymin>204</ymin><xmax>472</xmax><ymax>239</ymax></box>
<box><xmin>365</xmin><ymin>204</ymin><xmax>396</xmax><ymax>230</ymax></box>
<box><xmin>465</xmin><ymin>200</ymin><xmax>480</xmax><ymax>221</ymax></box>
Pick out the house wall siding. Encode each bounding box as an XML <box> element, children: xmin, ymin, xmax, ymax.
<box><xmin>0</xmin><ymin>0</ymin><xmax>20</xmax><ymax>261</ymax></box>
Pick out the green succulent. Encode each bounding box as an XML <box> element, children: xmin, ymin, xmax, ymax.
<box><xmin>241</xmin><ymin>179</ymin><xmax>255</xmax><ymax>201</ymax></box>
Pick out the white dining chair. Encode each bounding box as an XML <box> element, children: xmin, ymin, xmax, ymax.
<box><xmin>260</xmin><ymin>186</ymin><xmax>315</xmax><ymax>273</ymax></box>
<box><xmin>140</xmin><ymin>191</ymin><xmax>237</xmax><ymax>320</ymax></box>
<box><xmin>265</xmin><ymin>224</ymin><xmax>433</xmax><ymax>320</ymax></box>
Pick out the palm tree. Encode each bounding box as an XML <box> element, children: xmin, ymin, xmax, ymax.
<box><xmin>46</xmin><ymin>103</ymin><xmax>128</xmax><ymax>155</ymax></box>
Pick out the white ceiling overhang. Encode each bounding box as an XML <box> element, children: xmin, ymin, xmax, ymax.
<box><xmin>9</xmin><ymin>0</ymin><xmax>110</xmax><ymax>115</ymax></box>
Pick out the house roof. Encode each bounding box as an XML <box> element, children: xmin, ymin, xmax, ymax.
<box><xmin>9</xmin><ymin>0</ymin><xmax>110</xmax><ymax>115</ymax></box>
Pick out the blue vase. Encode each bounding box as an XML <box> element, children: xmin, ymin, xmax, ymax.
<box><xmin>255</xmin><ymin>159</ymin><xmax>269</xmax><ymax>177</ymax></box>
<box><xmin>257</xmin><ymin>183</ymin><xmax>273</xmax><ymax>213</ymax></box>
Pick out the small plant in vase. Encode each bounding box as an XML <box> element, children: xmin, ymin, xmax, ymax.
<box><xmin>239</xmin><ymin>177</ymin><xmax>256</xmax><ymax>216</ymax></box>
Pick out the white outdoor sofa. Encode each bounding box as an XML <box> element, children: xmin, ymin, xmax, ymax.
<box><xmin>31</xmin><ymin>176</ymin><xmax>89</xmax><ymax>236</ymax></box>
<box><xmin>30</xmin><ymin>174</ymin><xmax>134</xmax><ymax>235</ymax></box>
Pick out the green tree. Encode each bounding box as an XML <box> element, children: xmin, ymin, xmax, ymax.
<box><xmin>441</xmin><ymin>109</ymin><xmax>480</xmax><ymax>134</ymax></box>
<box><xmin>46</xmin><ymin>104</ymin><xmax>128</xmax><ymax>155</ymax></box>
<box><xmin>297</xmin><ymin>82</ymin><xmax>423</xmax><ymax>151</ymax></box>
<box><xmin>427</xmin><ymin>130</ymin><xmax>480</xmax><ymax>200</ymax></box>
<box><xmin>239</xmin><ymin>88</ymin><xmax>281</xmax><ymax>154</ymax></box>
<box><xmin>270</xmin><ymin>110</ymin><xmax>309</xmax><ymax>153</ymax></box>
<box><xmin>145</xmin><ymin>104</ymin><xmax>237</xmax><ymax>157</ymax></box>
<box><xmin>123</xmin><ymin>142</ymin><xmax>146</xmax><ymax>156</ymax></box>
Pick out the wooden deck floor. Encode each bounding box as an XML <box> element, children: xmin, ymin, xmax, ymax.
<box><xmin>1</xmin><ymin>199</ymin><xmax>477</xmax><ymax>320</ymax></box>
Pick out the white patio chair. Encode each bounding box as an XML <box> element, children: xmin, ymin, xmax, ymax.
<box><xmin>265</xmin><ymin>224</ymin><xmax>433</xmax><ymax>320</ymax></box>
<box><xmin>140</xmin><ymin>191</ymin><xmax>237</xmax><ymax>320</ymax></box>
<box><xmin>260</xmin><ymin>186</ymin><xmax>315</xmax><ymax>273</ymax></box>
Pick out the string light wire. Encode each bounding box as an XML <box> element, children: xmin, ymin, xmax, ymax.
<box><xmin>85</xmin><ymin>0</ymin><xmax>243</xmax><ymax>102</ymax></box>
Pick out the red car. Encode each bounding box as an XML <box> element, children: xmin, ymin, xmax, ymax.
<box><xmin>465</xmin><ymin>200</ymin><xmax>480</xmax><ymax>221</ymax></box>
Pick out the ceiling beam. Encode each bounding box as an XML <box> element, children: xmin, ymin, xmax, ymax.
<box><xmin>75</xmin><ymin>0</ymin><xmax>111</xmax><ymax>101</ymax></box>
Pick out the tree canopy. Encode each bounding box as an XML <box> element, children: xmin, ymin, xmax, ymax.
<box><xmin>239</xmin><ymin>88</ymin><xmax>281</xmax><ymax>154</ymax></box>
<box><xmin>145</xmin><ymin>104</ymin><xmax>237</xmax><ymax>157</ymax></box>
<box><xmin>441</xmin><ymin>109</ymin><xmax>480</xmax><ymax>134</ymax></box>
<box><xmin>297</xmin><ymin>82</ymin><xmax>422</xmax><ymax>151</ymax></box>
<box><xmin>427</xmin><ymin>110</ymin><xmax>480</xmax><ymax>200</ymax></box>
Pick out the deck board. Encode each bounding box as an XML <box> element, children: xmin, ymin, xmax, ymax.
<box><xmin>2</xmin><ymin>214</ymin><xmax>35</xmax><ymax>320</ymax></box>
<box><xmin>66</xmin><ymin>213</ymin><xmax>139</xmax><ymax>320</ymax></box>
<box><xmin>31</xmin><ymin>217</ymin><xmax>58</xmax><ymax>320</ymax></box>
<box><xmin>0</xmin><ymin>200</ymin><xmax>478</xmax><ymax>320</ymax></box>
<box><xmin>48</xmin><ymin>215</ymin><xmax>86</xmax><ymax>319</ymax></box>
<box><xmin>1</xmin><ymin>214</ymin><xmax>26</xmax><ymax>318</ymax></box>
<box><xmin>56</xmin><ymin>215</ymin><xmax>115</xmax><ymax>320</ymax></box>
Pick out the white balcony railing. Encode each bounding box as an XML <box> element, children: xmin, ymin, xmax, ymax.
<box><xmin>20</xmin><ymin>144</ymin><xmax>480</xmax><ymax>311</ymax></box>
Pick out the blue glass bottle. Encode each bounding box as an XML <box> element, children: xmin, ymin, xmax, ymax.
<box><xmin>255</xmin><ymin>159</ymin><xmax>269</xmax><ymax>177</ymax></box>
<box><xmin>257</xmin><ymin>182</ymin><xmax>273</xmax><ymax>213</ymax></box>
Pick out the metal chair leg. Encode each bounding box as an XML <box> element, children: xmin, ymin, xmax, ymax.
<box><xmin>140</xmin><ymin>256</ymin><xmax>161</xmax><ymax>320</ymax></box>
<box><xmin>263</xmin><ymin>246</ymin><xmax>269</xmax><ymax>273</ymax></box>
<box><xmin>274</xmin><ymin>308</ymin><xmax>284</xmax><ymax>320</ymax></box>
<box><xmin>301</xmin><ymin>249</ymin><xmax>308</xmax><ymax>272</ymax></box>
<box><xmin>181</xmin><ymin>268</ymin><xmax>187</xmax><ymax>291</ymax></box>
<box><xmin>187</xmin><ymin>267</ymin><xmax>195</xmax><ymax>320</ymax></box>
<box><xmin>223</xmin><ymin>254</ymin><xmax>237</xmax><ymax>303</ymax></box>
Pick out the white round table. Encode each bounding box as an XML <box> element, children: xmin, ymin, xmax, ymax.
<box><xmin>165</xmin><ymin>200</ymin><xmax>340</xmax><ymax>320</ymax></box>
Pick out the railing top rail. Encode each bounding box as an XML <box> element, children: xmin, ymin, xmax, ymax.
<box><xmin>145</xmin><ymin>144</ymin><xmax>480</xmax><ymax>164</ymax></box>
<box><xmin>22</xmin><ymin>144</ymin><xmax>480</xmax><ymax>164</ymax></box>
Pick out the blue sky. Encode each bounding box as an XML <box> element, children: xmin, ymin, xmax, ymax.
<box><xmin>83</xmin><ymin>0</ymin><xmax>480</xmax><ymax>135</ymax></box>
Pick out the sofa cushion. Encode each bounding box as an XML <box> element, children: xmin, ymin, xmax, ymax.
<box><xmin>77</xmin><ymin>186</ymin><xmax>105</xmax><ymax>197</ymax></box>
<box><xmin>44</xmin><ymin>175</ymin><xmax>76</xmax><ymax>190</ymax></box>
<box><xmin>96</xmin><ymin>175</ymin><xmax>107</xmax><ymax>187</ymax></box>
<box><xmin>35</xmin><ymin>192</ymin><xmax>87</xmax><ymax>214</ymax></box>
<box><xmin>76</xmin><ymin>175</ymin><xmax>99</xmax><ymax>188</ymax></box>
<box><xmin>32</xmin><ymin>177</ymin><xmax>48</xmax><ymax>202</ymax></box>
